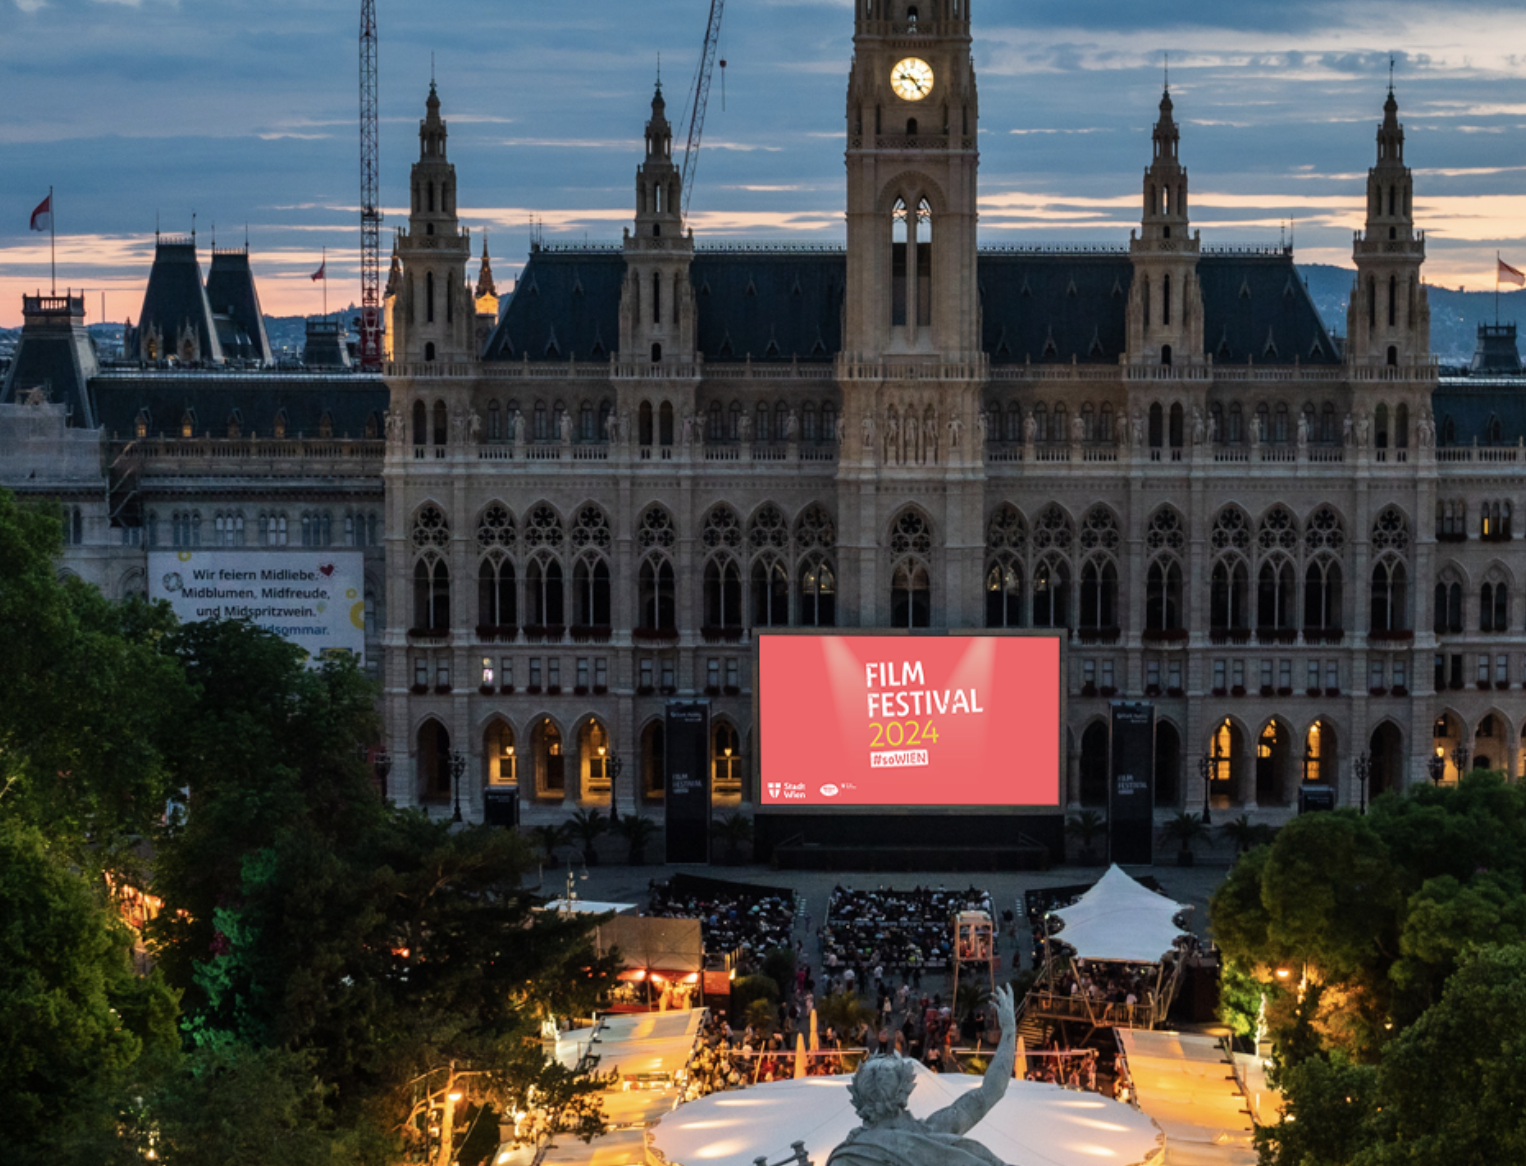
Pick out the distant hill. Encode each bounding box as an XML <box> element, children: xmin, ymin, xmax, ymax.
<box><xmin>1297</xmin><ymin>263</ymin><xmax>1526</xmax><ymax>369</ymax></box>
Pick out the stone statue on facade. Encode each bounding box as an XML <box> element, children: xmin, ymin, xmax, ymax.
<box><xmin>451</xmin><ymin>405</ymin><xmax>469</xmax><ymax>444</ymax></box>
<box><xmin>512</xmin><ymin>408</ymin><xmax>526</xmax><ymax>444</ymax></box>
<box><xmin>468</xmin><ymin>407</ymin><xmax>482</xmax><ymax>442</ymax></box>
<box><xmin>948</xmin><ymin>413</ymin><xmax>963</xmax><ymax>448</ymax></box>
<box><xmin>1417</xmin><ymin>411</ymin><xmax>1436</xmax><ymax>448</ymax></box>
<box><xmin>738</xmin><ymin>412</ymin><xmax>754</xmax><ymax>443</ymax></box>
<box><xmin>861</xmin><ymin>412</ymin><xmax>874</xmax><ymax>449</ymax></box>
<box><xmin>1356</xmin><ymin>412</ymin><xmax>1371</xmax><ymax>449</ymax></box>
<box><xmin>1070</xmin><ymin>413</ymin><xmax>1085</xmax><ymax>445</ymax></box>
<box><xmin>1024</xmin><ymin>411</ymin><xmax>1038</xmax><ymax>444</ymax></box>
<box><xmin>681</xmin><ymin>410</ymin><xmax>695</xmax><ymax>445</ymax></box>
<box><xmin>385</xmin><ymin>409</ymin><xmax>404</xmax><ymax>444</ymax></box>
<box><xmin>1343</xmin><ymin>412</ymin><xmax>1354</xmax><ymax>446</ymax></box>
<box><xmin>1296</xmin><ymin>412</ymin><xmax>1309</xmax><ymax>448</ymax></box>
<box><xmin>923</xmin><ymin>413</ymin><xmax>937</xmax><ymax>456</ymax></box>
<box><xmin>559</xmin><ymin>410</ymin><xmax>574</xmax><ymax>445</ymax></box>
<box><xmin>786</xmin><ymin>408</ymin><xmax>800</xmax><ymax>442</ymax></box>
<box><xmin>1130</xmin><ymin>409</ymin><xmax>1145</xmax><ymax>448</ymax></box>
<box><xmin>835</xmin><ymin>415</ymin><xmax>847</xmax><ymax>445</ymax></box>
<box><xmin>1250</xmin><ymin>414</ymin><xmax>1262</xmax><ymax>448</ymax></box>
<box><xmin>1190</xmin><ymin>406</ymin><xmax>1205</xmax><ymax>446</ymax></box>
<box><xmin>826</xmin><ymin>986</ymin><xmax>1017</xmax><ymax>1166</ymax></box>
<box><xmin>604</xmin><ymin>408</ymin><xmax>618</xmax><ymax>443</ymax></box>
<box><xmin>1208</xmin><ymin>410</ymin><xmax>1220</xmax><ymax>444</ymax></box>
<box><xmin>618</xmin><ymin>410</ymin><xmax>630</xmax><ymax>443</ymax></box>
<box><xmin>977</xmin><ymin>410</ymin><xmax>989</xmax><ymax>441</ymax></box>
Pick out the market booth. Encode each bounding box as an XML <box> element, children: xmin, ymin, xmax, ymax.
<box><xmin>1115</xmin><ymin>1029</ymin><xmax>1260</xmax><ymax>1166</ymax></box>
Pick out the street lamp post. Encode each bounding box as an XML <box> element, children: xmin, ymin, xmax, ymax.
<box><xmin>1452</xmin><ymin>742</ymin><xmax>1471</xmax><ymax>780</ymax></box>
<box><xmin>1427</xmin><ymin>750</ymin><xmax>1446</xmax><ymax>786</ymax></box>
<box><xmin>449</xmin><ymin>749</ymin><xmax>467</xmax><ymax>823</ymax></box>
<box><xmin>1197</xmin><ymin>754</ymin><xmax>1213</xmax><ymax>826</ymax></box>
<box><xmin>609</xmin><ymin>753</ymin><xmax>625</xmax><ymax>821</ymax></box>
<box><xmin>1354</xmin><ymin>751</ymin><xmax>1371</xmax><ymax>815</ymax></box>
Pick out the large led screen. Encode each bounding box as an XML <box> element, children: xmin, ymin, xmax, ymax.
<box><xmin>756</xmin><ymin>633</ymin><xmax>1062</xmax><ymax>809</ymax></box>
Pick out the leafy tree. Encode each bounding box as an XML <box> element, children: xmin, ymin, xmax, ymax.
<box><xmin>0</xmin><ymin>492</ymin><xmax>186</xmax><ymax>875</ymax></box>
<box><xmin>1358</xmin><ymin>943</ymin><xmax>1526</xmax><ymax>1165</ymax></box>
<box><xmin>0</xmin><ymin>820</ymin><xmax>179</xmax><ymax>1166</ymax></box>
<box><xmin>148</xmin><ymin>619</ymin><xmax>383</xmax><ymax>1010</ymax></box>
<box><xmin>1255</xmin><ymin>1049</ymin><xmax>1379</xmax><ymax>1166</ymax></box>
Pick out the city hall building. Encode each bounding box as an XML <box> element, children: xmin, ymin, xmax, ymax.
<box><xmin>5</xmin><ymin>0</ymin><xmax>1526</xmax><ymax>830</ymax></box>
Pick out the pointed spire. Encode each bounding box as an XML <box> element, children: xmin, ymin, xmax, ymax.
<box><xmin>475</xmin><ymin>234</ymin><xmax>496</xmax><ymax>298</ymax></box>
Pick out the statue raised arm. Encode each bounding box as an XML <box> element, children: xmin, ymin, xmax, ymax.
<box><xmin>825</xmin><ymin>985</ymin><xmax>1016</xmax><ymax>1166</ymax></box>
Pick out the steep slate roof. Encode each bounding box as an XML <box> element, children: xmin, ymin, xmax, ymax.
<box><xmin>90</xmin><ymin>372</ymin><xmax>387</xmax><ymax>440</ymax></box>
<box><xmin>128</xmin><ymin>239</ymin><xmax>224</xmax><ymax>363</ymax></box>
<box><xmin>979</xmin><ymin>252</ymin><xmax>1132</xmax><ymax>364</ymax></box>
<box><xmin>486</xmin><ymin>245</ymin><xmax>1334</xmax><ymax>367</ymax></box>
<box><xmin>483</xmin><ymin>249</ymin><xmax>624</xmax><ymax>361</ymax></box>
<box><xmin>205</xmin><ymin>249</ymin><xmax>273</xmax><ymax>363</ymax></box>
<box><xmin>1198</xmin><ymin>254</ymin><xmax>1339</xmax><ymax>365</ymax></box>
<box><xmin>1</xmin><ymin>297</ymin><xmax>99</xmax><ymax>428</ymax></box>
<box><xmin>1433</xmin><ymin>382</ymin><xmax>1526</xmax><ymax>445</ymax></box>
<box><xmin>691</xmin><ymin>252</ymin><xmax>844</xmax><ymax>361</ymax></box>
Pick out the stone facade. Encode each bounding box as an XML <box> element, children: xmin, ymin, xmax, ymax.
<box><xmin>5</xmin><ymin>1</ymin><xmax>1526</xmax><ymax>833</ymax></box>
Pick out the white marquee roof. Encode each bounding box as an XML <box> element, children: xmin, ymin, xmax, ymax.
<box><xmin>652</xmin><ymin>1062</ymin><xmax>1161</xmax><ymax>1166</ymax></box>
<box><xmin>1051</xmin><ymin>865</ymin><xmax>1191</xmax><ymax>964</ymax></box>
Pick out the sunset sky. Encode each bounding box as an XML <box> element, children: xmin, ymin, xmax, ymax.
<box><xmin>3</xmin><ymin>0</ymin><xmax>1525</xmax><ymax>326</ymax></box>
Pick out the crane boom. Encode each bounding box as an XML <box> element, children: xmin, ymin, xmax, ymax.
<box><xmin>358</xmin><ymin>0</ymin><xmax>382</xmax><ymax>369</ymax></box>
<box><xmin>679</xmin><ymin>0</ymin><xmax>725</xmax><ymax>224</ymax></box>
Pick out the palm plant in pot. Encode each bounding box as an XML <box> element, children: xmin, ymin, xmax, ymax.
<box><xmin>567</xmin><ymin>808</ymin><xmax>608</xmax><ymax>866</ymax></box>
<box><xmin>614</xmin><ymin>813</ymin><xmax>659</xmax><ymax>865</ymax></box>
<box><xmin>1065</xmin><ymin>809</ymin><xmax>1107</xmax><ymax>865</ymax></box>
<box><xmin>1159</xmin><ymin>811</ymin><xmax>1211</xmax><ymax>866</ymax></box>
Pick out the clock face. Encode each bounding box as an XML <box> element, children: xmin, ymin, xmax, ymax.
<box><xmin>891</xmin><ymin>57</ymin><xmax>933</xmax><ymax>101</ymax></box>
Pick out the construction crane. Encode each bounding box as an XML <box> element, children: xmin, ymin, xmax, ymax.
<box><xmin>358</xmin><ymin>0</ymin><xmax>383</xmax><ymax>369</ymax></box>
<box><xmin>678</xmin><ymin>0</ymin><xmax>725</xmax><ymax>224</ymax></box>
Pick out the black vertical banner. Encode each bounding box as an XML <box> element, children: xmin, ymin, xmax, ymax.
<box><xmin>1109</xmin><ymin>702</ymin><xmax>1155</xmax><ymax>865</ymax></box>
<box><xmin>665</xmin><ymin>701</ymin><xmax>712</xmax><ymax>864</ymax></box>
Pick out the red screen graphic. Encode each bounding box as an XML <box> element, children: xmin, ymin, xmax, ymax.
<box><xmin>757</xmin><ymin>634</ymin><xmax>1061</xmax><ymax>808</ymax></box>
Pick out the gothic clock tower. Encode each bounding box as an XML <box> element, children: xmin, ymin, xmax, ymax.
<box><xmin>838</xmin><ymin>0</ymin><xmax>986</xmax><ymax>630</ymax></box>
<box><xmin>843</xmin><ymin>0</ymin><xmax>980</xmax><ymax>365</ymax></box>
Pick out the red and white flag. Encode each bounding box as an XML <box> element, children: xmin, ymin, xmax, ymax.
<box><xmin>311</xmin><ymin>259</ymin><xmax>326</xmax><ymax>281</ymax></box>
<box><xmin>1499</xmin><ymin>258</ymin><xmax>1525</xmax><ymax>288</ymax></box>
<box><xmin>29</xmin><ymin>194</ymin><xmax>51</xmax><ymax>232</ymax></box>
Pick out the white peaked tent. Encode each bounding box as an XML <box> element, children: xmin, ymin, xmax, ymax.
<box><xmin>1051</xmin><ymin>864</ymin><xmax>1191</xmax><ymax>963</ymax></box>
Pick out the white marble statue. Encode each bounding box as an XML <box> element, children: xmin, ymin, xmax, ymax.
<box><xmin>948</xmin><ymin>413</ymin><xmax>963</xmax><ymax>448</ymax></box>
<box><xmin>604</xmin><ymin>409</ymin><xmax>618</xmax><ymax>443</ymax></box>
<box><xmin>559</xmin><ymin>410</ymin><xmax>573</xmax><ymax>444</ymax></box>
<box><xmin>1024</xmin><ymin>411</ymin><xmax>1038</xmax><ymax>444</ymax></box>
<box><xmin>835</xmin><ymin>415</ymin><xmax>847</xmax><ymax>445</ymax></box>
<box><xmin>826</xmin><ymin>986</ymin><xmax>1017</xmax><ymax>1166</ymax></box>
<box><xmin>1191</xmin><ymin>406</ymin><xmax>1205</xmax><ymax>446</ymax></box>
<box><xmin>1296</xmin><ymin>412</ymin><xmax>1309</xmax><ymax>448</ymax></box>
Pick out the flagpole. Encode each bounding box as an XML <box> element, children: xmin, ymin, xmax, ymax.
<box><xmin>50</xmin><ymin>186</ymin><xmax>56</xmax><ymax>296</ymax></box>
<box><xmin>1497</xmin><ymin>251</ymin><xmax>1501</xmax><ymax>326</ymax></box>
<box><xmin>323</xmin><ymin>246</ymin><xmax>328</xmax><ymax>320</ymax></box>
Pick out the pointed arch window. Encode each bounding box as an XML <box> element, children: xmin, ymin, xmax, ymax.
<box><xmin>916</xmin><ymin>199</ymin><xmax>932</xmax><ymax>326</ymax></box>
<box><xmin>891</xmin><ymin>198</ymin><xmax>908</xmax><ymax>327</ymax></box>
